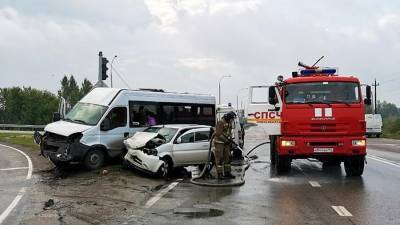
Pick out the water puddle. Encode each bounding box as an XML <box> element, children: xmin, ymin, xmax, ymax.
<box><xmin>173</xmin><ymin>207</ymin><xmax>224</xmax><ymax>218</ymax></box>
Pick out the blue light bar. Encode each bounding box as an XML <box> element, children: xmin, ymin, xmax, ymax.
<box><xmin>300</xmin><ymin>68</ymin><xmax>336</xmax><ymax>76</ymax></box>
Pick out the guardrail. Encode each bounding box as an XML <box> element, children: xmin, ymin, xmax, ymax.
<box><xmin>0</xmin><ymin>124</ymin><xmax>45</xmax><ymax>131</ymax></box>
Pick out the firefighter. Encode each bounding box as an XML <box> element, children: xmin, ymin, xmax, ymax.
<box><xmin>213</xmin><ymin>111</ymin><xmax>236</xmax><ymax>179</ymax></box>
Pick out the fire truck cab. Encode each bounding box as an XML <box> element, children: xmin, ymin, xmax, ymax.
<box><xmin>247</xmin><ymin>66</ymin><xmax>372</xmax><ymax>176</ymax></box>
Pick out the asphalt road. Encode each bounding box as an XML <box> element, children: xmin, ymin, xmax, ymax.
<box><xmin>0</xmin><ymin>144</ymin><xmax>32</xmax><ymax>225</ymax></box>
<box><xmin>1</xmin><ymin>129</ymin><xmax>400</xmax><ymax>225</ymax></box>
<box><xmin>134</xmin><ymin>127</ymin><xmax>400</xmax><ymax>225</ymax></box>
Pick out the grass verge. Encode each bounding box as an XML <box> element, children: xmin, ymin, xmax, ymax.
<box><xmin>0</xmin><ymin>132</ymin><xmax>39</xmax><ymax>150</ymax></box>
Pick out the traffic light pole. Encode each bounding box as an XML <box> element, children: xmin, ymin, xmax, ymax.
<box><xmin>95</xmin><ymin>51</ymin><xmax>108</xmax><ymax>88</ymax></box>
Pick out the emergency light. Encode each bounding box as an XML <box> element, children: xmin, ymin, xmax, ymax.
<box><xmin>300</xmin><ymin>68</ymin><xmax>337</xmax><ymax>76</ymax></box>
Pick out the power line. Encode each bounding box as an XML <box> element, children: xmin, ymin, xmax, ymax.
<box><xmin>111</xmin><ymin>67</ymin><xmax>131</xmax><ymax>89</ymax></box>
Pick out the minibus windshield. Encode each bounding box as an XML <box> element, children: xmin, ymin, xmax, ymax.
<box><xmin>64</xmin><ymin>103</ymin><xmax>108</xmax><ymax>126</ymax></box>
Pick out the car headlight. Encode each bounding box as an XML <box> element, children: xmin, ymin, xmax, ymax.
<box><xmin>281</xmin><ymin>140</ymin><xmax>296</xmax><ymax>147</ymax></box>
<box><xmin>352</xmin><ymin>140</ymin><xmax>366</xmax><ymax>146</ymax></box>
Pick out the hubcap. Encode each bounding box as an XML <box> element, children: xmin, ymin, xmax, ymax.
<box><xmin>90</xmin><ymin>154</ymin><xmax>100</xmax><ymax>165</ymax></box>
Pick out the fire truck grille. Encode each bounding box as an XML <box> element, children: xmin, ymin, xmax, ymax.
<box><xmin>308</xmin><ymin>142</ymin><xmax>339</xmax><ymax>147</ymax></box>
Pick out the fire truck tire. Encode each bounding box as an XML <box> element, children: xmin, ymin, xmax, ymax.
<box><xmin>344</xmin><ymin>156</ymin><xmax>365</xmax><ymax>176</ymax></box>
<box><xmin>270</xmin><ymin>137</ymin><xmax>276</xmax><ymax>165</ymax></box>
<box><xmin>275</xmin><ymin>153</ymin><xmax>291</xmax><ymax>174</ymax></box>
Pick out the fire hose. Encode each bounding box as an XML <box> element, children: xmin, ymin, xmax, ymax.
<box><xmin>190</xmin><ymin>134</ymin><xmax>270</xmax><ymax>187</ymax></box>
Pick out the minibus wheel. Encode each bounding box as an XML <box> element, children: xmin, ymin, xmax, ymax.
<box><xmin>84</xmin><ymin>149</ymin><xmax>105</xmax><ymax>170</ymax></box>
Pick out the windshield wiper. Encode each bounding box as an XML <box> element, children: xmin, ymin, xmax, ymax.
<box><xmin>72</xmin><ymin>119</ymin><xmax>88</xmax><ymax>125</ymax></box>
<box><xmin>305</xmin><ymin>101</ymin><xmax>332</xmax><ymax>107</ymax></box>
<box><xmin>325</xmin><ymin>100</ymin><xmax>351</xmax><ymax>106</ymax></box>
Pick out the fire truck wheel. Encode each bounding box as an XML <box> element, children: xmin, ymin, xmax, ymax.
<box><xmin>270</xmin><ymin>136</ymin><xmax>276</xmax><ymax>165</ymax></box>
<box><xmin>344</xmin><ymin>156</ymin><xmax>365</xmax><ymax>176</ymax></box>
<box><xmin>275</xmin><ymin>153</ymin><xmax>291</xmax><ymax>174</ymax></box>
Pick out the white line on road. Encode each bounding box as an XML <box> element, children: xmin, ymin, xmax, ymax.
<box><xmin>367</xmin><ymin>155</ymin><xmax>400</xmax><ymax>168</ymax></box>
<box><xmin>144</xmin><ymin>179</ymin><xmax>183</xmax><ymax>209</ymax></box>
<box><xmin>0</xmin><ymin>167</ymin><xmax>29</xmax><ymax>171</ymax></box>
<box><xmin>331</xmin><ymin>206</ymin><xmax>352</xmax><ymax>217</ymax></box>
<box><xmin>309</xmin><ymin>181</ymin><xmax>321</xmax><ymax>187</ymax></box>
<box><xmin>0</xmin><ymin>144</ymin><xmax>33</xmax><ymax>180</ymax></box>
<box><xmin>0</xmin><ymin>144</ymin><xmax>33</xmax><ymax>225</ymax></box>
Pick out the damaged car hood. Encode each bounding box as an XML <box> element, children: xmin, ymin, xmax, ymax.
<box><xmin>124</xmin><ymin>132</ymin><xmax>162</xmax><ymax>149</ymax></box>
<box><xmin>45</xmin><ymin>120</ymin><xmax>92</xmax><ymax>137</ymax></box>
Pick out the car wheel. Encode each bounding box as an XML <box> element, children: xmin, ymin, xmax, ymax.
<box><xmin>83</xmin><ymin>149</ymin><xmax>105</xmax><ymax>170</ymax></box>
<box><xmin>158</xmin><ymin>157</ymin><xmax>172</xmax><ymax>178</ymax></box>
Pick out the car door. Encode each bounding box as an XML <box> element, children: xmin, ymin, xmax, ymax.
<box><xmin>172</xmin><ymin>128</ymin><xmax>210</xmax><ymax>165</ymax></box>
<box><xmin>192</xmin><ymin>128</ymin><xmax>211</xmax><ymax>164</ymax></box>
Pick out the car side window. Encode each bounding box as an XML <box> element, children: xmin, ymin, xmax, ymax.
<box><xmin>180</xmin><ymin>132</ymin><xmax>195</xmax><ymax>143</ymax></box>
<box><xmin>195</xmin><ymin>131</ymin><xmax>209</xmax><ymax>142</ymax></box>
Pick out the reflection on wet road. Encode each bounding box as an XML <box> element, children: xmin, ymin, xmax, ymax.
<box><xmin>139</xmin><ymin>127</ymin><xmax>400</xmax><ymax>225</ymax></box>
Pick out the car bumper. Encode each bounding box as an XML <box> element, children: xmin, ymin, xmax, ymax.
<box><xmin>277</xmin><ymin>136</ymin><xmax>367</xmax><ymax>157</ymax></box>
<box><xmin>41</xmin><ymin>140</ymin><xmax>90</xmax><ymax>163</ymax></box>
<box><xmin>124</xmin><ymin>149</ymin><xmax>163</xmax><ymax>174</ymax></box>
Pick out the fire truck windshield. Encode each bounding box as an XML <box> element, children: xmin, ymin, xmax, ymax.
<box><xmin>285</xmin><ymin>82</ymin><xmax>360</xmax><ymax>104</ymax></box>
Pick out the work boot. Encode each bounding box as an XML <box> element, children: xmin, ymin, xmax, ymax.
<box><xmin>224</xmin><ymin>172</ymin><xmax>235</xmax><ymax>179</ymax></box>
<box><xmin>217</xmin><ymin>173</ymin><xmax>224</xmax><ymax>180</ymax></box>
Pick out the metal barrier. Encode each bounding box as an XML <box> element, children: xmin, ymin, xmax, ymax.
<box><xmin>0</xmin><ymin>124</ymin><xmax>45</xmax><ymax>131</ymax></box>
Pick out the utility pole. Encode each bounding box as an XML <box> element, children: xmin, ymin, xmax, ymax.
<box><xmin>218</xmin><ymin>75</ymin><xmax>231</xmax><ymax>105</ymax></box>
<box><xmin>372</xmin><ymin>78</ymin><xmax>379</xmax><ymax>114</ymax></box>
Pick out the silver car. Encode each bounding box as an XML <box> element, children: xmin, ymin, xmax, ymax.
<box><xmin>123</xmin><ymin>124</ymin><xmax>212</xmax><ymax>177</ymax></box>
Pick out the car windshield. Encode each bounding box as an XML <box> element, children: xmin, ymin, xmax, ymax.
<box><xmin>285</xmin><ymin>82</ymin><xmax>360</xmax><ymax>104</ymax></box>
<box><xmin>64</xmin><ymin>102</ymin><xmax>108</xmax><ymax>126</ymax></box>
<box><xmin>143</xmin><ymin>127</ymin><xmax>178</xmax><ymax>142</ymax></box>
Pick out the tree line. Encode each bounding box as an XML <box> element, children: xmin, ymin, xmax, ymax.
<box><xmin>0</xmin><ymin>75</ymin><xmax>93</xmax><ymax>125</ymax></box>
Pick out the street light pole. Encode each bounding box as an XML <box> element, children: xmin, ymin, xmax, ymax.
<box><xmin>236</xmin><ymin>88</ymin><xmax>248</xmax><ymax>110</ymax></box>
<box><xmin>218</xmin><ymin>75</ymin><xmax>231</xmax><ymax>105</ymax></box>
<box><xmin>110</xmin><ymin>55</ymin><xmax>117</xmax><ymax>88</ymax></box>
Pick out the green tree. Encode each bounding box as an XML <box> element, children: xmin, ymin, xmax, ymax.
<box><xmin>80</xmin><ymin>78</ymin><xmax>93</xmax><ymax>97</ymax></box>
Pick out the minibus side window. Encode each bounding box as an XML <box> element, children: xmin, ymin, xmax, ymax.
<box><xmin>129</xmin><ymin>101</ymin><xmax>161</xmax><ymax>127</ymax></box>
<box><xmin>102</xmin><ymin>107</ymin><xmax>127</xmax><ymax>130</ymax></box>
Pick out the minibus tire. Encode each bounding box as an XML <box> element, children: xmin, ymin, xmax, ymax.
<box><xmin>83</xmin><ymin>149</ymin><xmax>105</xmax><ymax>170</ymax></box>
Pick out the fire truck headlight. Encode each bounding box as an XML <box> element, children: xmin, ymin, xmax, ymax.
<box><xmin>281</xmin><ymin>140</ymin><xmax>296</xmax><ymax>147</ymax></box>
<box><xmin>352</xmin><ymin>140</ymin><xmax>366</xmax><ymax>147</ymax></box>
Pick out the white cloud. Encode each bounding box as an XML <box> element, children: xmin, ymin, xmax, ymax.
<box><xmin>176</xmin><ymin>57</ymin><xmax>234</xmax><ymax>70</ymax></box>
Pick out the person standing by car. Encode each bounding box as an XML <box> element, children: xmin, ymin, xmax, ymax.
<box><xmin>213</xmin><ymin>111</ymin><xmax>236</xmax><ymax>179</ymax></box>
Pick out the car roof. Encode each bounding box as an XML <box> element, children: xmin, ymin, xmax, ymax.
<box><xmin>150</xmin><ymin>124</ymin><xmax>211</xmax><ymax>129</ymax></box>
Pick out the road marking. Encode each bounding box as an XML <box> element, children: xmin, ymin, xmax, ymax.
<box><xmin>0</xmin><ymin>144</ymin><xmax>33</xmax><ymax>225</ymax></box>
<box><xmin>367</xmin><ymin>155</ymin><xmax>400</xmax><ymax>168</ymax></box>
<box><xmin>331</xmin><ymin>206</ymin><xmax>352</xmax><ymax>217</ymax></box>
<box><xmin>0</xmin><ymin>167</ymin><xmax>29</xmax><ymax>171</ymax></box>
<box><xmin>0</xmin><ymin>144</ymin><xmax>33</xmax><ymax>180</ymax></box>
<box><xmin>144</xmin><ymin>179</ymin><xmax>183</xmax><ymax>208</ymax></box>
<box><xmin>309</xmin><ymin>181</ymin><xmax>321</xmax><ymax>187</ymax></box>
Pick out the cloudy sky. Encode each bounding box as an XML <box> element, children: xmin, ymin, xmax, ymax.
<box><xmin>1</xmin><ymin>0</ymin><xmax>400</xmax><ymax>106</ymax></box>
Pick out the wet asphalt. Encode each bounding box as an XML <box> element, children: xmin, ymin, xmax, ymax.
<box><xmin>133</xmin><ymin>127</ymin><xmax>400</xmax><ymax>225</ymax></box>
<box><xmin>1</xmin><ymin>128</ymin><xmax>400</xmax><ymax>225</ymax></box>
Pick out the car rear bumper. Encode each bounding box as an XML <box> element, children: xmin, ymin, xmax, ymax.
<box><xmin>124</xmin><ymin>149</ymin><xmax>163</xmax><ymax>173</ymax></box>
<box><xmin>277</xmin><ymin>136</ymin><xmax>367</xmax><ymax>157</ymax></box>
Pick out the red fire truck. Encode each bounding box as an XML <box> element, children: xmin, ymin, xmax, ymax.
<box><xmin>247</xmin><ymin>63</ymin><xmax>372</xmax><ymax>176</ymax></box>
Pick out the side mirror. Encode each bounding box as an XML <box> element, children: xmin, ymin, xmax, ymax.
<box><xmin>268</xmin><ymin>86</ymin><xmax>277</xmax><ymax>105</ymax></box>
<box><xmin>364</xmin><ymin>98</ymin><xmax>372</xmax><ymax>105</ymax></box>
<box><xmin>100</xmin><ymin>117</ymin><xmax>112</xmax><ymax>131</ymax></box>
<box><xmin>364</xmin><ymin>85</ymin><xmax>372</xmax><ymax>105</ymax></box>
<box><xmin>53</xmin><ymin>112</ymin><xmax>61</xmax><ymax>122</ymax></box>
<box><xmin>176</xmin><ymin>137</ymin><xmax>182</xmax><ymax>144</ymax></box>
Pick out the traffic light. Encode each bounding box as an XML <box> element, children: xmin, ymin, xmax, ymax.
<box><xmin>101</xmin><ymin>57</ymin><xmax>109</xmax><ymax>80</ymax></box>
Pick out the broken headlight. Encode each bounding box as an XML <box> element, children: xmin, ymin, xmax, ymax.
<box><xmin>143</xmin><ymin>148</ymin><xmax>158</xmax><ymax>156</ymax></box>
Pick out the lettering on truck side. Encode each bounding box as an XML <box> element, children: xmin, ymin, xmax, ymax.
<box><xmin>248</xmin><ymin>111</ymin><xmax>282</xmax><ymax>123</ymax></box>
